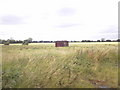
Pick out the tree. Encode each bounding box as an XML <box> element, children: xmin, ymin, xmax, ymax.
<box><xmin>27</xmin><ymin>38</ymin><xmax>33</xmax><ymax>43</ymax></box>
<box><xmin>97</xmin><ymin>40</ymin><xmax>100</xmax><ymax>42</ymax></box>
<box><xmin>9</xmin><ymin>37</ymin><xmax>15</xmax><ymax>43</ymax></box>
<box><xmin>0</xmin><ymin>39</ymin><xmax>2</xmax><ymax>44</ymax></box>
<box><xmin>101</xmin><ymin>38</ymin><xmax>105</xmax><ymax>42</ymax></box>
<box><xmin>106</xmin><ymin>40</ymin><xmax>111</xmax><ymax>42</ymax></box>
<box><xmin>117</xmin><ymin>39</ymin><xmax>120</xmax><ymax>42</ymax></box>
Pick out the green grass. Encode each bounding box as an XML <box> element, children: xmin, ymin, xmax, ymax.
<box><xmin>1</xmin><ymin>43</ymin><xmax>118</xmax><ymax>88</ymax></box>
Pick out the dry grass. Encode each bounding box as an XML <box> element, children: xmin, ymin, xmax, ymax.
<box><xmin>2</xmin><ymin>43</ymin><xmax>118</xmax><ymax>88</ymax></box>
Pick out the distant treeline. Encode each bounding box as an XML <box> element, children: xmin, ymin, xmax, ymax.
<box><xmin>0</xmin><ymin>39</ymin><xmax>120</xmax><ymax>44</ymax></box>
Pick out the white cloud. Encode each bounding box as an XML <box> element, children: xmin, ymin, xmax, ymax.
<box><xmin>0</xmin><ymin>0</ymin><xmax>118</xmax><ymax>40</ymax></box>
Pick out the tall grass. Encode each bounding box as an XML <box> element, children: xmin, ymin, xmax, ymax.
<box><xmin>2</xmin><ymin>43</ymin><xmax>118</xmax><ymax>88</ymax></box>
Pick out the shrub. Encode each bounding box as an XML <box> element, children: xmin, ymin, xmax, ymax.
<box><xmin>4</xmin><ymin>41</ymin><xmax>9</xmax><ymax>45</ymax></box>
<box><xmin>22</xmin><ymin>40</ymin><xmax>29</xmax><ymax>45</ymax></box>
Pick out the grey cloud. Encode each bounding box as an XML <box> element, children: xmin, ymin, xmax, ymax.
<box><xmin>0</xmin><ymin>15</ymin><xmax>25</xmax><ymax>25</ymax></box>
<box><xmin>58</xmin><ymin>7</ymin><xmax>76</xmax><ymax>16</ymax></box>
<box><xmin>96</xmin><ymin>26</ymin><xmax>118</xmax><ymax>39</ymax></box>
<box><xmin>100</xmin><ymin>33</ymin><xmax>118</xmax><ymax>40</ymax></box>
<box><xmin>55</xmin><ymin>23</ymin><xmax>80</xmax><ymax>28</ymax></box>
<box><xmin>100</xmin><ymin>26</ymin><xmax>118</xmax><ymax>34</ymax></box>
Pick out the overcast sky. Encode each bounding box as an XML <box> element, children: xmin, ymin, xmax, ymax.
<box><xmin>0</xmin><ymin>0</ymin><xmax>119</xmax><ymax>41</ymax></box>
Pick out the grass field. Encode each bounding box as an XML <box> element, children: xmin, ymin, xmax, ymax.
<box><xmin>1</xmin><ymin>42</ymin><xmax>118</xmax><ymax>88</ymax></box>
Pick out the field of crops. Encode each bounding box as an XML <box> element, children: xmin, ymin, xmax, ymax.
<box><xmin>1</xmin><ymin>42</ymin><xmax>118</xmax><ymax>88</ymax></box>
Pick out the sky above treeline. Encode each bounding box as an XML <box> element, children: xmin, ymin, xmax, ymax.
<box><xmin>0</xmin><ymin>0</ymin><xmax>119</xmax><ymax>41</ymax></box>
